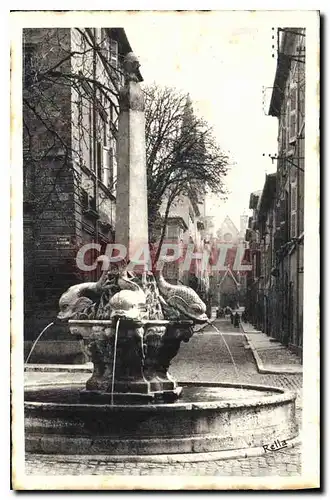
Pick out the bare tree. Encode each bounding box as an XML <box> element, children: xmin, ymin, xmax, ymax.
<box><xmin>144</xmin><ymin>84</ymin><xmax>230</xmax><ymax>260</ymax></box>
<box><xmin>23</xmin><ymin>31</ymin><xmax>230</xmax><ymax>263</ymax></box>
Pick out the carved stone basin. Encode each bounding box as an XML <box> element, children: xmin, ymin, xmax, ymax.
<box><xmin>24</xmin><ymin>380</ymin><xmax>298</xmax><ymax>456</ymax></box>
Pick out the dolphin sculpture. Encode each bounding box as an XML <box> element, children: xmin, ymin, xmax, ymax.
<box><xmin>57</xmin><ymin>270</ymin><xmax>109</xmax><ymax>321</ymax></box>
<box><xmin>156</xmin><ymin>270</ymin><xmax>208</xmax><ymax>323</ymax></box>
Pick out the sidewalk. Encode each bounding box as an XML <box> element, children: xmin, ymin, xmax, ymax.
<box><xmin>241</xmin><ymin>322</ymin><xmax>303</xmax><ymax>375</ymax></box>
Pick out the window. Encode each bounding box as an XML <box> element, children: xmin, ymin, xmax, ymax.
<box><xmin>96</xmin><ymin>106</ymin><xmax>115</xmax><ymax>187</ymax></box>
<box><xmin>103</xmin><ymin>118</ymin><xmax>108</xmax><ymax>148</ymax></box>
<box><xmin>109</xmin><ymin>102</ymin><xmax>114</xmax><ymax>123</ymax></box>
<box><xmin>102</xmin><ymin>147</ymin><xmax>110</xmax><ymax>187</ymax></box>
<box><xmin>102</xmin><ymin>147</ymin><xmax>116</xmax><ymax>189</ymax></box>
<box><xmin>96</xmin><ymin>141</ymin><xmax>102</xmax><ymax>180</ymax></box>
<box><xmin>167</xmin><ymin>225</ymin><xmax>179</xmax><ymax>239</ymax></box>
<box><xmin>81</xmin><ymin>189</ymin><xmax>96</xmax><ymax>212</ymax></box>
<box><xmin>280</xmin><ymin>122</ymin><xmax>286</xmax><ymax>152</ymax></box>
<box><xmin>288</xmin><ymin>84</ymin><xmax>298</xmax><ymax>144</ymax></box>
<box><xmin>88</xmin><ymin>100</ymin><xmax>94</xmax><ymax>171</ymax></box>
<box><xmin>81</xmin><ymin>189</ymin><xmax>89</xmax><ymax>209</ymax></box>
<box><xmin>224</xmin><ymin>232</ymin><xmax>233</xmax><ymax>243</ymax></box>
<box><xmin>290</xmin><ymin>183</ymin><xmax>297</xmax><ymax>238</ymax></box>
<box><xmin>253</xmin><ymin>251</ymin><xmax>261</xmax><ymax>279</ymax></box>
<box><xmin>109</xmin><ymin>39</ymin><xmax>118</xmax><ymax>69</ymax></box>
<box><xmin>100</xmin><ymin>28</ymin><xmax>109</xmax><ymax>58</ymax></box>
<box><xmin>279</xmin><ymin>157</ymin><xmax>288</xmax><ymax>178</ymax></box>
<box><xmin>282</xmin><ymin>101</ymin><xmax>289</xmax><ymax>152</ymax></box>
<box><xmin>77</xmin><ymin>94</ymin><xmax>84</xmax><ymax>160</ymax></box>
<box><xmin>110</xmin><ymin>142</ymin><xmax>117</xmax><ymax>192</ymax></box>
<box><xmin>97</xmin><ymin>141</ymin><xmax>116</xmax><ymax>190</ymax></box>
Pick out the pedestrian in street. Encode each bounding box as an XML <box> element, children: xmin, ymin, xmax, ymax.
<box><xmin>234</xmin><ymin>312</ymin><xmax>240</xmax><ymax>328</ymax></box>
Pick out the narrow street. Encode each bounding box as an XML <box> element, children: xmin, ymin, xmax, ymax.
<box><xmin>171</xmin><ymin>318</ymin><xmax>302</xmax><ymax>393</ymax></box>
<box><xmin>25</xmin><ymin>318</ymin><xmax>302</xmax><ymax>477</ymax></box>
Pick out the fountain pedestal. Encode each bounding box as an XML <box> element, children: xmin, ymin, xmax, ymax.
<box><xmin>69</xmin><ymin>318</ymin><xmax>195</xmax><ymax>403</ymax></box>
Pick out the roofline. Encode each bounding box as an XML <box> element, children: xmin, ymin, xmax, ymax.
<box><xmin>268</xmin><ymin>29</ymin><xmax>291</xmax><ymax>117</ymax></box>
<box><xmin>258</xmin><ymin>173</ymin><xmax>277</xmax><ymax>220</ymax></box>
<box><xmin>165</xmin><ymin>216</ymin><xmax>188</xmax><ymax>231</ymax></box>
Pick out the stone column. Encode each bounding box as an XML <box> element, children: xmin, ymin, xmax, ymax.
<box><xmin>115</xmin><ymin>53</ymin><xmax>149</xmax><ymax>268</ymax></box>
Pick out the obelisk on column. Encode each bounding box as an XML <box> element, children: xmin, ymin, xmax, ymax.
<box><xmin>115</xmin><ymin>53</ymin><xmax>149</xmax><ymax>270</ymax></box>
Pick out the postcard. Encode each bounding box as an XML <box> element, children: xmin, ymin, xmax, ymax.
<box><xmin>10</xmin><ymin>9</ymin><xmax>320</xmax><ymax>491</ymax></box>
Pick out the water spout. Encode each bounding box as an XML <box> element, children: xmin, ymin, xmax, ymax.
<box><xmin>111</xmin><ymin>318</ymin><xmax>120</xmax><ymax>405</ymax></box>
<box><xmin>25</xmin><ymin>322</ymin><xmax>54</xmax><ymax>364</ymax></box>
<box><xmin>207</xmin><ymin>320</ymin><xmax>243</xmax><ymax>388</ymax></box>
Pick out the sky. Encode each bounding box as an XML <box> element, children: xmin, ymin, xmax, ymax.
<box><xmin>123</xmin><ymin>11</ymin><xmax>279</xmax><ymax>231</ymax></box>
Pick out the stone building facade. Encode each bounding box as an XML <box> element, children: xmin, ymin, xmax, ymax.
<box><xmin>246</xmin><ymin>28</ymin><xmax>305</xmax><ymax>358</ymax></box>
<box><xmin>209</xmin><ymin>215</ymin><xmax>249</xmax><ymax>309</ymax></box>
<box><xmin>245</xmin><ymin>176</ymin><xmax>277</xmax><ymax>333</ymax></box>
<box><xmin>23</xmin><ymin>28</ymin><xmax>140</xmax><ymax>348</ymax></box>
<box><xmin>158</xmin><ymin>192</ymin><xmax>207</xmax><ymax>288</ymax></box>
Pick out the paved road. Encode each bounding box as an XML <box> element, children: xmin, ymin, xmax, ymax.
<box><xmin>25</xmin><ymin>319</ymin><xmax>302</xmax><ymax>478</ymax></box>
<box><xmin>171</xmin><ymin>320</ymin><xmax>302</xmax><ymax>396</ymax></box>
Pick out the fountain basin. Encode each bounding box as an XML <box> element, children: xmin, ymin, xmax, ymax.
<box><xmin>25</xmin><ymin>381</ymin><xmax>298</xmax><ymax>456</ymax></box>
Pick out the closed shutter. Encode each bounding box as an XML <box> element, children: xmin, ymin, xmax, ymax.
<box><xmin>81</xmin><ymin>189</ymin><xmax>89</xmax><ymax>210</ymax></box>
<box><xmin>100</xmin><ymin>29</ymin><xmax>109</xmax><ymax>59</ymax></box>
<box><xmin>111</xmin><ymin>145</ymin><xmax>117</xmax><ymax>191</ymax></box>
<box><xmin>96</xmin><ymin>141</ymin><xmax>103</xmax><ymax>180</ymax></box>
<box><xmin>281</xmin><ymin>119</ymin><xmax>287</xmax><ymax>153</ymax></box>
<box><xmin>284</xmin><ymin>102</ymin><xmax>289</xmax><ymax>151</ymax></box>
<box><xmin>290</xmin><ymin>184</ymin><xmax>297</xmax><ymax>238</ymax></box>
<box><xmin>288</xmin><ymin>84</ymin><xmax>298</xmax><ymax>143</ymax></box>
<box><xmin>254</xmin><ymin>251</ymin><xmax>261</xmax><ymax>278</ymax></box>
<box><xmin>102</xmin><ymin>147</ymin><xmax>110</xmax><ymax>187</ymax></box>
<box><xmin>109</xmin><ymin>39</ymin><xmax>118</xmax><ymax>69</ymax></box>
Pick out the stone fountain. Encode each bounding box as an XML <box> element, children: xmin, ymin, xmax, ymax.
<box><xmin>24</xmin><ymin>53</ymin><xmax>299</xmax><ymax>458</ymax></box>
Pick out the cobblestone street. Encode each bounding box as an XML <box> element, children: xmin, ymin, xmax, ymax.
<box><xmin>25</xmin><ymin>319</ymin><xmax>302</xmax><ymax>477</ymax></box>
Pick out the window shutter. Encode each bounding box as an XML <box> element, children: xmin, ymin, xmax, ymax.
<box><xmin>290</xmin><ymin>184</ymin><xmax>297</xmax><ymax>238</ymax></box>
<box><xmin>254</xmin><ymin>251</ymin><xmax>261</xmax><ymax>278</ymax></box>
<box><xmin>100</xmin><ymin>29</ymin><xmax>109</xmax><ymax>59</ymax></box>
<box><xmin>283</xmin><ymin>193</ymin><xmax>289</xmax><ymax>242</ymax></box>
<box><xmin>288</xmin><ymin>84</ymin><xmax>298</xmax><ymax>143</ymax></box>
<box><xmin>109</xmin><ymin>39</ymin><xmax>118</xmax><ymax>69</ymax></box>
<box><xmin>284</xmin><ymin>101</ymin><xmax>289</xmax><ymax>151</ymax></box>
<box><xmin>102</xmin><ymin>147</ymin><xmax>110</xmax><ymax>187</ymax></box>
<box><xmin>81</xmin><ymin>189</ymin><xmax>89</xmax><ymax>210</ymax></box>
<box><xmin>107</xmin><ymin>141</ymin><xmax>117</xmax><ymax>193</ymax></box>
<box><xmin>281</xmin><ymin>120</ymin><xmax>287</xmax><ymax>153</ymax></box>
<box><xmin>96</xmin><ymin>141</ymin><xmax>102</xmax><ymax>180</ymax></box>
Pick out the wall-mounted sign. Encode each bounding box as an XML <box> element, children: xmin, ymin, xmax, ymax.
<box><xmin>56</xmin><ymin>236</ymin><xmax>71</xmax><ymax>247</ymax></box>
